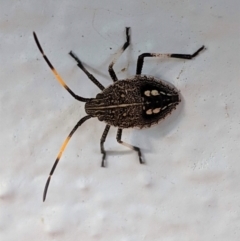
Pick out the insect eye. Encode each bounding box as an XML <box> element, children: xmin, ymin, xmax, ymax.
<box><xmin>96</xmin><ymin>93</ymin><xmax>103</xmax><ymax>98</ymax></box>
<box><xmin>98</xmin><ymin>116</ymin><xmax>104</xmax><ymax>121</ymax></box>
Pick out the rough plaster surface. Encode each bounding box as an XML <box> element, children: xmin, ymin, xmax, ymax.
<box><xmin>0</xmin><ymin>1</ymin><xmax>239</xmax><ymax>240</ymax></box>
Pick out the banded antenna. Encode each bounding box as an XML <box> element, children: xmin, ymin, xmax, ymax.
<box><xmin>33</xmin><ymin>32</ymin><xmax>92</xmax><ymax>201</ymax></box>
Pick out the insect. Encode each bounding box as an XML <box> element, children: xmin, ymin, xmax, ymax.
<box><xmin>33</xmin><ymin>27</ymin><xmax>204</xmax><ymax>201</ymax></box>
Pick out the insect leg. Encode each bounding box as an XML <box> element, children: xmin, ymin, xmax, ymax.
<box><xmin>108</xmin><ymin>27</ymin><xmax>131</xmax><ymax>82</ymax></box>
<box><xmin>69</xmin><ymin>51</ymin><xmax>105</xmax><ymax>91</ymax></box>
<box><xmin>100</xmin><ymin>125</ymin><xmax>111</xmax><ymax>167</ymax></box>
<box><xmin>43</xmin><ymin>115</ymin><xmax>91</xmax><ymax>202</ymax></box>
<box><xmin>136</xmin><ymin>45</ymin><xmax>205</xmax><ymax>75</ymax></box>
<box><xmin>116</xmin><ymin>128</ymin><xmax>143</xmax><ymax>164</ymax></box>
<box><xmin>33</xmin><ymin>32</ymin><xmax>90</xmax><ymax>102</ymax></box>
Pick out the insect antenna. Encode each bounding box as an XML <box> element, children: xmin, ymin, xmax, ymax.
<box><xmin>43</xmin><ymin>115</ymin><xmax>92</xmax><ymax>202</ymax></box>
<box><xmin>33</xmin><ymin>32</ymin><xmax>91</xmax><ymax>102</ymax></box>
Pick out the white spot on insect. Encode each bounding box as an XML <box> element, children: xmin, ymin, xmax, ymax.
<box><xmin>146</xmin><ymin>109</ymin><xmax>153</xmax><ymax>115</ymax></box>
<box><xmin>123</xmin><ymin>113</ymin><xmax>127</xmax><ymax>116</ymax></box>
<box><xmin>143</xmin><ymin>106</ymin><xmax>145</xmax><ymax>110</ymax></box>
<box><xmin>166</xmin><ymin>93</ymin><xmax>173</xmax><ymax>96</ymax></box>
<box><xmin>144</xmin><ymin>90</ymin><xmax>151</xmax><ymax>96</ymax></box>
<box><xmin>153</xmin><ymin>108</ymin><xmax>161</xmax><ymax>113</ymax></box>
<box><xmin>121</xmin><ymin>94</ymin><xmax>125</xmax><ymax>98</ymax></box>
<box><xmin>151</xmin><ymin>90</ymin><xmax>159</xmax><ymax>96</ymax></box>
<box><xmin>168</xmin><ymin>103</ymin><xmax>173</xmax><ymax>106</ymax></box>
<box><xmin>162</xmin><ymin>106</ymin><xmax>167</xmax><ymax>110</ymax></box>
<box><xmin>160</xmin><ymin>91</ymin><xmax>166</xmax><ymax>95</ymax></box>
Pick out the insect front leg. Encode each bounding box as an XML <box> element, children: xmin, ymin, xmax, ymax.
<box><xmin>69</xmin><ymin>51</ymin><xmax>105</xmax><ymax>91</ymax></box>
<box><xmin>116</xmin><ymin>128</ymin><xmax>143</xmax><ymax>164</ymax></box>
<box><xmin>136</xmin><ymin>45</ymin><xmax>205</xmax><ymax>75</ymax></box>
<box><xmin>100</xmin><ymin>125</ymin><xmax>111</xmax><ymax>167</ymax></box>
<box><xmin>108</xmin><ymin>27</ymin><xmax>131</xmax><ymax>82</ymax></box>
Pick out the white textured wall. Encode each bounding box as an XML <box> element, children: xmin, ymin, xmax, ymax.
<box><xmin>1</xmin><ymin>1</ymin><xmax>239</xmax><ymax>240</ymax></box>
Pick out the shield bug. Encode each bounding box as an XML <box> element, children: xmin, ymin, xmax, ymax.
<box><xmin>33</xmin><ymin>28</ymin><xmax>204</xmax><ymax>201</ymax></box>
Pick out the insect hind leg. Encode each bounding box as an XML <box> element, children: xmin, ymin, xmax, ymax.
<box><xmin>116</xmin><ymin>128</ymin><xmax>144</xmax><ymax>164</ymax></box>
<box><xmin>108</xmin><ymin>27</ymin><xmax>131</xmax><ymax>82</ymax></box>
<box><xmin>136</xmin><ymin>45</ymin><xmax>205</xmax><ymax>75</ymax></box>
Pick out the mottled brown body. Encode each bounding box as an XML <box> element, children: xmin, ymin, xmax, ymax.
<box><xmin>85</xmin><ymin>75</ymin><xmax>180</xmax><ymax>128</ymax></box>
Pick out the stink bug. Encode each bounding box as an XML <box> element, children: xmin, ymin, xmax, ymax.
<box><xmin>33</xmin><ymin>27</ymin><xmax>204</xmax><ymax>201</ymax></box>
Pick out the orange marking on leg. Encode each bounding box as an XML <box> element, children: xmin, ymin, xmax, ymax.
<box><xmin>52</xmin><ymin>68</ymin><xmax>67</xmax><ymax>88</ymax></box>
<box><xmin>57</xmin><ymin>136</ymin><xmax>71</xmax><ymax>160</ymax></box>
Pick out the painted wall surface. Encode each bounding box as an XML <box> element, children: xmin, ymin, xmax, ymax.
<box><xmin>0</xmin><ymin>1</ymin><xmax>239</xmax><ymax>240</ymax></box>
